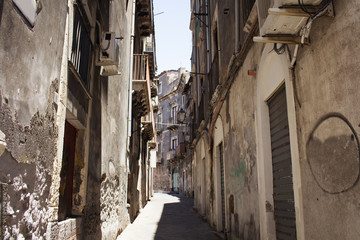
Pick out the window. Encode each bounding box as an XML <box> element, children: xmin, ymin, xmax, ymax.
<box><xmin>171</xmin><ymin>106</ymin><xmax>177</xmax><ymax>124</ymax></box>
<box><xmin>171</xmin><ymin>137</ymin><xmax>178</xmax><ymax>150</ymax></box>
<box><xmin>13</xmin><ymin>0</ymin><xmax>37</xmax><ymax>27</ymax></box>
<box><xmin>157</xmin><ymin>112</ymin><xmax>162</xmax><ymax>130</ymax></box>
<box><xmin>158</xmin><ymin>82</ymin><xmax>162</xmax><ymax>94</ymax></box>
<box><xmin>182</xmin><ymin>95</ymin><xmax>186</xmax><ymax>107</ymax></box>
<box><xmin>70</xmin><ymin>7</ymin><xmax>92</xmax><ymax>86</ymax></box>
<box><xmin>158</xmin><ymin>142</ymin><xmax>161</xmax><ymax>153</ymax></box>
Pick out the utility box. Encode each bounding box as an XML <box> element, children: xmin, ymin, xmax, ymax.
<box><xmin>97</xmin><ymin>32</ymin><xmax>118</xmax><ymax>66</ymax></box>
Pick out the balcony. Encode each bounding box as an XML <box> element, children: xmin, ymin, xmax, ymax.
<box><xmin>166</xmin><ymin>150</ymin><xmax>176</xmax><ymax>162</ymax></box>
<box><xmin>143</xmin><ymin>36</ymin><xmax>156</xmax><ymax>81</ymax></box>
<box><xmin>167</xmin><ymin>117</ymin><xmax>179</xmax><ymax>131</ymax></box>
<box><xmin>136</xmin><ymin>0</ymin><xmax>153</xmax><ymax>37</ymax></box>
<box><xmin>133</xmin><ymin>54</ymin><xmax>156</xmax><ymax>141</ymax></box>
<box><xmin>176</xmin><ymin>142</ymin><xmax>186</xmax><ymax>159</ymax></box>
<box><xmin>133</xmin><ymin>54</ymin><xmax>151</xmax><ymax>114</ymax></box>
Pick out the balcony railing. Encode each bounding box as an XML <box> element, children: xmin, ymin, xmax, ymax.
<box><xmin>176</xmin><ymin>142</ymin><xmax>186</xmax><ymax>158</ymax></box>
<box><xmin>133</xmin><ymin>54</ymin><xmax>156</xmax><ymax>140</ymax></box>
<box><xmin>133</xmin><ymin>54</ymin><xmax>149</xmax><ymax>85</ymax></box>
<box><xmin>166</xmin><ymin>150</ymin><xmax>176</xmax><ymax>161</ymax></box>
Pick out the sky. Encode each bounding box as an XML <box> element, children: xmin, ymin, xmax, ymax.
<box><xmin>153</xmin><ymin>0</ymin><xmax>192</xmax><ymax>74</ymax></box>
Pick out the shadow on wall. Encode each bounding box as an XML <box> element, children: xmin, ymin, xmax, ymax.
<box><xmin>154</xmin><ymin>194</ymin><xmax>218</xmax><ymax>240</ymax></box>
<box><xmin>306</xmin><ymin>113</ymin><xmax>360</xmax><ymax>194</ymax></box>
<box><xmin>82</xmin><ymin>74</ymin><xmax>103</xmax><ymax>238</ymax></box>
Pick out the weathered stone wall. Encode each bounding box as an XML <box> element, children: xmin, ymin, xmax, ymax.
<box><xmin>191</xmin><ymin>0</ymin><xmax>262</xmax><ymax>237</ymax></box>
<box><xmin>0</xmin><ymin>87</ymin><xmax>58</xmax><ymax>239</ymax></box>
<box><xmin>192</xmin><ymin>1</ymin><xmax>360</xmax><ymax>239</ymax></box>
<box><xmin>0</xmin><ymin>0</ymin><xmax>67</xmax><ymax>238</ymax></box>
<box><xmin>83</xmin><ymin>0</ymin><xmax>133</xmax><ymax>238</ymax></box>
<box><xmin>220</xmin><ymin>43</ymin><xmax>262</xmax><ymax>240</ymax></box>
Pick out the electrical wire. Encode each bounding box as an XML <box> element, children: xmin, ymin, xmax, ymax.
<box><xmin>298</xmin><ymin>0</ymin><xmax>332</xmax><ymax>19</ymax></box>
<box><xmin>273</xmin><ymin>43</ymin><xmax>286</xmax><ymax>55</ymax></box>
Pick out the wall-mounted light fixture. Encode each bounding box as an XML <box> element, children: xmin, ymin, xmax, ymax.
<box><xmin>177</xmin><ymin>108</ymin><xmax>186</xmax><ymax>124</ymax></box>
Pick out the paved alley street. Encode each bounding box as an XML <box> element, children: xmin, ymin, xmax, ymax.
<box><xmin>117</xmin><ymin>193</ymin><xmax>219</xmax><ymax>240</ymax></box>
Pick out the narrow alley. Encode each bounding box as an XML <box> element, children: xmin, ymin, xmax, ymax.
<box><xmin>118</xmin><ymin>193</ymin><xmax>219</xmax><ymax>240</ymax></box>
<box><xmin>1</xmin><ymin>0</ymin><xmax>360</xmax><ymax>239</ymax></box>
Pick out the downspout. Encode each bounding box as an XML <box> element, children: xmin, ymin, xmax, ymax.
<box><xmin>127</xmin><ymin>0</ymin><xmax>136</xmax><ymax>156</ymax></box>
<box><xmin>288</xmin><ymin>18</ymin><xmax>313</xmax><ymax>108</ymax></box>
<box><xmin>234</xmin><ymin>0</ymin><xmax>239</xmax><ymax>52</ymax></box>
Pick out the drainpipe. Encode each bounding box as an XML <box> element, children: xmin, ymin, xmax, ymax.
<box><xmin>234</xmin><ymin>0</ymin><xmax>239</xmax><ymax>53</ymax></box>
<box><xmin>127</xmin><ymin>0</ymin><xmax>136</xmax><ymax>155</ymax></box>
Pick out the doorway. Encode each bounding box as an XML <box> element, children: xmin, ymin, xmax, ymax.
<box><xmin>267</xmin><ymin>85</ymin><xmax>297</xmax><ymax>239</ymax></box>
<box><xmin>58</xmin><ymin>121</ymin><xmax>77</xmax><ymax>220</ymax></box>
<box><xmin>172</xmin><ymin>168</ymin><xmax>179</xmax><ymax>193</ymax></box>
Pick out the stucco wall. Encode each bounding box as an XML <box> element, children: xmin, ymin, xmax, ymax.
<box><xmin>295</xmin><ymin>0</ymin><xmax>360</xmax><ymax>239</ymax></box>
<box><xmin>221</xmin><ymin>43</ymin><xmax>262</xmax><ymax>240</ymax></box>
<box><xmin>0</xmin><ymin>0</ymin><xmax>67</xmax><ymax>125</ymax></box>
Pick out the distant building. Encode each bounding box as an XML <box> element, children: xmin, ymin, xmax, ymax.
<box><xmin>154</xmin><ymin>68</ymin><xmax>193</xmax><ymax>196</ymax></box>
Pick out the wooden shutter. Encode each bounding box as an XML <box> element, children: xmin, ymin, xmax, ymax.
<box><xmin>268</xmin><ymin>85</ymin><xmax>297</xmax><ymax>239</ymax></box>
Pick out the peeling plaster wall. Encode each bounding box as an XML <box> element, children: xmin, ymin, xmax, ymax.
<box><xmin>222</xmin><ymin>43</ymin><xmax>262</xmax><ymax>240</ymax></box>
<box><xmin>192</xmin><ymin>1</ymin><xmax>359</xmax><ymax>240</ymax></box>
<box><xmin>294</xmin><ymin>1</ymin><xmax>360</xmax><ymax>238</ymax></box>
<box><xmin>0</xmin><ymin>84</ymin><xmax>59</xmax><ymax>239</ymax></box>
<box><xmin>0</xmin><ymin>0</ymin><xmax>67</xmax><ymax>238</ymax></box>
<box><xmin>0</xmin><ymin>0</ymin><xmax>67</xmax><ymax>125</ymax></box>
<box><xmin>191</xmin><ymin>12</ymin><xmax>262</xmax><ymax>240</ymax></box>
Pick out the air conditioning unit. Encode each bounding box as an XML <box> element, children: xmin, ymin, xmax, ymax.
<box><xmin>97</xmin><ymin>32</ymin><xmax>118</xmax><ymax>66</ymax></box>
<box><xmin>257</xmin><ymin>0</ymin><xmax>324</xmax><ymax>36</ymax></box>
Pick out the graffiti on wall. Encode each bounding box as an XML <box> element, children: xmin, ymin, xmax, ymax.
<box><xmin>231</xmin><ymin>156</ymin><xmax>248</xmax><ymax>200</ymax></box>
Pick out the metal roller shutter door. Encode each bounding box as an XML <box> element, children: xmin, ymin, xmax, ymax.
<box><xmin>267</xmin><ymin>85</ymin><xmax>297</xmax><ymax>240</ymax></box>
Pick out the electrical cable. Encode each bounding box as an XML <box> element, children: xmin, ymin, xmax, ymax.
<box><xmin>298</xmin><ymin>0</ymin><xmax>332</xmax><ymax>19</ymax></box>
<box><xmin>273</xmin><ymin>43</ymin><xmax>286</xmax><ymax>55</ymax></box>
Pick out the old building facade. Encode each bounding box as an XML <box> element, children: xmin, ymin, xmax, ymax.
<box><xmin>154</xmin><ymin>68</ymin><xmax>194</xmax><ymax>196</ymax></box>
<box><xmin>0</xmin><ymin>0</ymin><xmax>156</xmax><ymax>239</ymax></box>
<box><xmin>190</xmin><ymin>0</ymin><xmax>360</xmax><ymax>239</ymax></box>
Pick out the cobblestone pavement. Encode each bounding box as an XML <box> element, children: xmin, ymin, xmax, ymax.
<box><xmin>117</xmin><ymin>193</ymin><xmax>220</xmax><ymax>240</ymax></box>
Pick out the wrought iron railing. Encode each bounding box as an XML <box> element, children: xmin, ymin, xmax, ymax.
<box><xmin>70</xmin><ymin>7</ymin><xmax>92</xmax><ymax>86</ymax></box>
<box><xmin>176</xmin><ymin>142</ymin><xmax>186</xmax><ymax>155</ymax></box>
